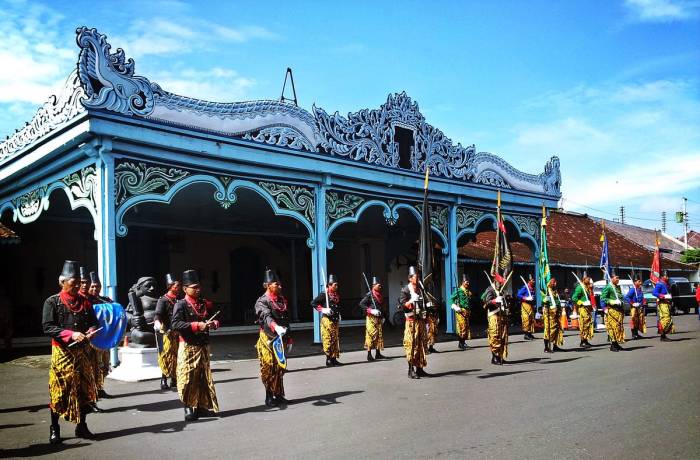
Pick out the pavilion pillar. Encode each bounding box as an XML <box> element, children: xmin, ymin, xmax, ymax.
<box><xmin>93</xmin><ymin>139</ymin><xmax>119</xmax><ymax>366</ymax></box>
<box><xmin>290</xmin><ymin>238</ymin><xmax>299</xmax><ymax>321</ymax></box>
<box><xmin>444</xmin><ymin>204</ymin><xmax>458</xmax><ymax>333</ymax></box>
<box><xmin>311</xmin><ymin>178</ymin><xmax>329</xmax><ymax>344</ymax></box>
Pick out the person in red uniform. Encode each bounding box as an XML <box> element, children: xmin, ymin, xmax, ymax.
<box><xmin>172</xmin><ymin>269</ymin><xmax>220</xmax><ymax>422</ymax></box>
<box><xmin>43</xmin><ymin>260</ymin><xmax>99</xmax><ymax>444</ymax></box>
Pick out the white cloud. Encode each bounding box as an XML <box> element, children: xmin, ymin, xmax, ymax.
<box><xmin>624</xmin><ymin>0</ymin><xmax>700</xmax><ymax>22</ymax></box>
<box><xmin>151</xmin><ymin>68</ymin><xmax>256</xmax><ymax>102</ymax></box>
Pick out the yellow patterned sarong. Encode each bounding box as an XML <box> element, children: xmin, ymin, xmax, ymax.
<box><xmin>176</xmin><ymin>343</ymin><xmax>219</xmax><ymax>411</ymax></box>
<box><xmin>426</xmin><ymin>316</ymin><xmax>439</xmax><ymax>347</ymax></box>
<box><xmin>158</xmin><ymin>330</ymin><xmax>179</xmax><ymax>378</ymax></box>
<box><xmin>630</xmin><ymin>307</ymin><xmax>647</xmax><ymax>334</ymax></box>
<box><xmin>49</xmin><ymin>344</ymin><xmax>97</xmax><ymax>423</ymax></box>
<box><xmin>403</xmin><ymin>319</ymin><xmax>427</xmax><ymax>368</ymax></box>
<box><xmin>578</xmin><ymin>306</ymin><xmax>594</xmax><ymax>340</ymax></box>
<box><xmin>455</xmin><ymin>310</ymin><xmax>471</xmax><ymax>340</ymax></box>
<box><xmin>521</xmin><ymin>302</ymin><xmax>535</xmax><ymax>333</ymax></box>
<box><xmin>364</xmin><ymin>316</ymin><xmax>384</xmax><ymax>350</ymax></box>
<box><xmin>658</xmin><ymin>301</ymin><xmax>675</xmax><ymax>335</ymax></box>
<box><xmin>321</xmin><ymin>316</ymin><xmax>340</xmax><ymax>358</ymax></box>
<box><xmin>605</xmin><ymin>307</ymin><xmax>625</xmax><ymax>343</ymax></box>
<box><xmin>543</xmin><ymin>308</ymin><xmax>563</xmax><ymax>346</ymax></box>
<box><xmin>92</xmin><ymin>346</ymin><xmax>110</xmax><ymax>391</ymax></box>
<box><xmin>255</xmin><ymin>330</ymin><xmax>286</xmax><ymax>396</ymax></box>
<box><xmin>487</xmin><ymin>313</ymin><xmax>508</xmax><ymax>358</ymax></box>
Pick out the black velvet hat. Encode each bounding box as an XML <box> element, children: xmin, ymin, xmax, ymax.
<box><xmin>610</xmin><ymin>269</ymin><xmax>618</xmax><ymax>278</ymax></box>
<box><xmin>79</xmin><ymin>266</ymin><xmax>88</xmax><ymax>281</ymax></box>
<box><xmin>89</xmin><ymin>271</ymin><xmax>100</xmax><ymax>284</ymax></box>
<box><xmin>408</xmin><ymin>266</ymin><xmax>418</xmax><ymax>277</ymax></box>
<box><xmin>461</xmin><ymin>273</ymin><xmax>470</xmax><ymax>283</ymax></box>
<box><xmin>60</xmin><ymin>260</ymin><xmax>80</xmax><ymax>279</ymax></box>
<box><xmin>371</xmin><ymin>276</ymin><xmax>380</xmax><ymax>285</ymax></box>
<box><xmin>327</xmin><ymin>274</ymin><xmax>338</xmax><ymax>285</ymax></box>
<box><xmin>165</xmin><ymin>273</ymin><xmax>177</xmax><ymax>287</ymax></box>
<box><xmin>264</xmin><ymin>269</ymin><xmax>280</xmax><ymax>284</ymax></box>
<box><xmin>182</xmin><ymin>269</ymin><xmax>200</xmax><ymax>286</ymax></box>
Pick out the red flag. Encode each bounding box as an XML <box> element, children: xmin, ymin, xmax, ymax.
<box><xmin>650</xmin><ymin>231</ymin><xmax>661</xmax><ymax>284</ymax></box>
<box><xmin>490</xmin><ymin>192</ymin><xmax>512</xmax><ymax>285</ymax></box>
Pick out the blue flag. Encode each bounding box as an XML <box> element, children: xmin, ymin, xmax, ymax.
<box><xmin>600</xmin><ymin>227</ymin><xmax>610</xmax><ymax>282</ymax></box>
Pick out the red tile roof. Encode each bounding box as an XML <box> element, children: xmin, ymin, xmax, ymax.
<box><xmin>458</xmin><ymin>210</ymin><xmax>689</xmax><ymax>270</ymax></box>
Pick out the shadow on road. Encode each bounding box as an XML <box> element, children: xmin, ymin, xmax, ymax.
<box><xmin>0</xmin><ymin>423</ymin><xmax>33</xmax><ymax>430</ymax></box>
<box><xmin>216</xmin><ymin>390</ymin><xmax>364</xmax><ymax>418</ymax></box>
<box><xmin>620</xmin><ymin>345</ymin><xmax>653</xmax><ymax>351</ymax></box>
<box><xmin>428</xmin><ymin>368</ymin><xmax>481</xmax><ymax>378</ymax></box>
<box><xmin>103</xmin><ymin>398</ymin><xmax>182</xmax><ymax>413</ymax></box>
<box><xmin>663</xmin><ymin>337</ymin><xmax>696</xmax><ymax>342</ymax></box>
<box><xmin>95</xmin><ymin>420</ymin><xmax>197</xmax><ymax>441</ymax></box>
<box><xmin>0</xmin><ymin>441</ymin><xmax>88</xmax><ymax>458</ymax></box>
<box><xmin>214</xmin><ymin>376</ymin><xmax>258</xmax><ymax>385</ymax></box>
<box><xmin>0</xmin><ymin>404</ymin><xmax>46</xmax><ymax>414</ymax></box>
<box><xmin>478</xmin><ymin>369</ymin><xmax>544</xmax><ymax>379</ymax></box>
<box><xmin>542</xmin><ymin>356</ymin><xmax>587</xmax><ymax>364</ymax></box>
<box><xmin>506</xmin><ymin>357</ymin><xmax>547</xmax><ymax>365</ymax></box>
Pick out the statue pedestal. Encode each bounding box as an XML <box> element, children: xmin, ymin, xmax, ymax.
<box><xmin>107</xmin><ymin>347</ymin><xmax>162</xmax><ymax>382</ymax></box>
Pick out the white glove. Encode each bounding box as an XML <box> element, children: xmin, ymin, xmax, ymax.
<box><xmin>612</xmin><ymin>299</ymin><xmax>621</xmax><ymax>306</ymax></box>
<box><xmin>451</xmin><ymin>304</ymin><xmax>460</xmax><ymax>312</ymax></box>
<box><xmin>321</xmin><ymin>307</ymin><xmax>332</xmax><ymax>315</ymax></box>
<box><xmin>664</xmin><ymin>294</ymin><xmax>672</xmax><ymax>299</ymax></box>
<box><xmin>273</xmin><ymin>324</ymin><xmax>287</xmax><ymax>336</ymax></box>
<box><xmin>494</xmin><ymin>296</ymin><xmax>503</xmax><ymax>304</ymax></box>
<box><xmin>525</xmin><ymin>296</ymin><xmax>533</xmax><ymax>302</ymax></box>
<box><xmin>583</xmin><ymin>300</ymin><xmax>591</xmax><ymax>306</ymax></box>
<box><xmin>560</xmin><ymin>301</ymin><xmax>567</xmax><ymax>307</ymax></box>
<box><xmin>286</xmin><ymin>342</ymin><xmax>293</xmax><ymax>353</ymax></box>
<box><xmin>535</xmin><ymin>312</ymin><xmax>542</xmax><ymax>320</ymax></box>
<box><xmin>632</xmin><ymin>302</ymin><xmax>640</xmax><ymax>307</ymax></box>
<box><xmin>369</xmin><ymin>308</ymin><xmax>381</xmax><ymax>316</ymax></box>
<box><xmin>154</xmin><ymin>320</ymin><xmax>162</xmax><ymax>333</ymax></box>
<box><xmin>410</xmin><ymin>293</ymin><xmax>420</xmax><ymax>303</ymax></box>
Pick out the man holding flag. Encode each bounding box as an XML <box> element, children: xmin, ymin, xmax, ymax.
<box><xmin>601</xmin><ymin>271</ymin><xmax>625</xmax><ymax>351</ymax></box>
<box><xmin>653</xmin><ymin>272</ymin><xmax>675</xmax><ymax>341</ymax></box>
<box><xmin>539</xmin><ymin>206</ymin><xmax>564</xmax><ymax>353</ymax></box>
<box><xmin>516</xmin><ymin>275</ymin><xmax>536</xmax><ymax>341</ymax></box>
<box><xmin>483</xmin><ymin>190</ymin><xmax>511</xmax><ymax>364</ymax></box>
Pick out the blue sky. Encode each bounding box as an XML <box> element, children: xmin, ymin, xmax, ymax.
<box><xmin>1</xmin><ymin>0</ymin><xmax>699</xmax><ymax>238</ymax></box>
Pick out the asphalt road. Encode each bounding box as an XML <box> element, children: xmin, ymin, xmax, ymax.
<box><xmin>1</xmin><ymin>316</ymin><xmax>699</xmax><ymax>459</ymax></box>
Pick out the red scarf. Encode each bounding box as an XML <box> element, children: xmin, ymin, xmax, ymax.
<box><xmin>266</xmin><ymin>291</ymin><xmax>288</xmax><ymax>312</ymax></box>
<box><xmin>185</xmin><ymin>294</ymin><xmax>207</xmax><ymax>318</ymax></box>
<box><xmin>165</xmin><ymin>291</ymin><xmax>178</xmax><ymax>301</ymax></box>
<box><xmin>372</xmin><ymin>289</ymin><xmax>383</xmax><ymax>305</ymax></box>
<box><xmin>59</xmin><ymin>291</ymin><xmax>90</xmax><ymax>313</ymax></box>
<box><xmin>327</xmin><ymin>288</ymin><xmax>339</xmax><ymax>304</ymax></box>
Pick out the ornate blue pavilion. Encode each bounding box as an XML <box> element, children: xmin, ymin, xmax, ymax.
<box><xmin>0</xmin><ymin>27</ymin><xmax>561</xmax><ymax>345</ymax></box>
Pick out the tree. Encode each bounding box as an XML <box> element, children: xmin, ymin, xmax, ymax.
<box><xmin>680</xmin><ymin>249</ymin><xmax>700</xmax><ymax>264</ymax></box>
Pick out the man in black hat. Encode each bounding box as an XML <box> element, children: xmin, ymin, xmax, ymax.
<box><xmin>87</xmin><ymin>271</ymin><xmax>112</xmax><ymax>400</ymax></box>
<box><xmin>653</xmin><ymin>272</ymin><xmax>675</xmax><ymax>341</ymax></box>
<box><xmin>43</xmin><ymin>260</ymin><xmax>100</xmax><ymax>443</ymax></box>
<box><xmin>311</xmin><ymin>274</ymin><xmax>343</xmax><ymax>366</ymax></box>
<box><xmin>482</xmin><ymin>280</ymin><xmax>509</xmax><ymax>364</ymax></box>
<box><xmin>601</xmin><ymin>272</ymin><xmax>624</xmax><ymax>351</ymax></box>
<box><xmin>172</xmin><ymin>269</ymin><xmax>220</xmax><ymax>421</ymax></box>
<box><xmin>450</xmin><ymin>273</ymin><xmax>472</xmax><ymax>350</ymax></box>
<box><xmin>254</xmin><ymin>269</ymin><xmax>292</xmax><ymax>407</ymax></box>
<box><xmin>155</xmin><ymin>273</ymin><xmax>182</xmax><ymax>390</ymax></box>
<box><xmin>359</xmin><ymin>276</ymin><xmax>386</xmax><ymax>361</ymax></box>
<box><xmin>516</xmin><ymin>275</ymin><xmax>537</xmax><ymax>341</ymax></box>
<box><xmin>398</xmin><ymin>266</ymin><xmax>429</xmax><ymax>379</ymax></box>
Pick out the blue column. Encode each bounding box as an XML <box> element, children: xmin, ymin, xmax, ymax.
<box><xmin>95</xmin><ymin>140</ymin><xmax>119</xmax><ymax>366</ymax></box>
<box><xmin>312</xmin><ymin>178</ymin><xmax>328</xmax><ymax>344</ymax></box>
<box><xmin>444</xmin><ymin>204</ymin><xmax>458</xmax><ymax>333</ymax></box>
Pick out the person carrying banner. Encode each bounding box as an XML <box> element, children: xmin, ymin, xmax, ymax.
<box><xmin>87</xmin><ymin>271</ymin><xmax>112</xmax><ymax>399</ymax></box>
<box><xmin>624</xmin><ymin>277</ymin><xmax>646</xmax><ymax>340</ymax></box>
<box><xmin>571</xmin><ymin>275</ymin><xmax>594</xmax><ymax>347</ymax></box>
<box><xmin>516</xmin><ymin>275</ymin><xmax>536</xmax><ymax>340</ymax></box>
<box><xmin>172</xmin><ymin>269</ymin><xmax>220</xmax><ymax>422</ymax></box>
<box><xmin>426</xmin><ymin>303</ymin><xmax>440</xmax><ymax>354</ymax></box>
<box><xmin>653</xmin><ymin>272</ymin><xmax>675</xmax><ymax>341</ymax></box>
<box><xmin>483</xmin><ymin>281</ymin><xmax>508</xmax><ymax>364</ymax></box>
<box><xmin>359</xmin><ymin>276</ymin><xmax>386</xmax><ymax>361</ymax></box>
<box><xmin>43</xmin><ymin>260</ymin><xmax>99</xmax><ymax>443</ymax></box>
<box><xmin>255</xmin><ymin>269</ymin><xmax>292</xmax><ymax>407</ymax></box>
<box><xmin>155</xmin><ymin>273</ymin><xmax>182</xmax><ymax>390</ymax></box>
<box><xmin>601</xmin><ymin>271</ymin><xmax>625</xmax><ymax>351</ymax></box>
<box><xmin>542</xmin><ymin>278</ymin><xmax>564</xmax><ymax>353</ymax></box>
<box><xmin>311</xmin><ymin>274</ymin><xmax>342</xmax><ymax>366</ymax></box>
<box><xmin>450</xmin><ymin>274</ymin><xmax>472</xmax><ymax>350</ymax></box>
<box><xmin>399</xmin><ymin>266</ymin><xmax>429</xmax><ymax>379</ymax></box>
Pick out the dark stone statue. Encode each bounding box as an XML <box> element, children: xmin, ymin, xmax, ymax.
<box><xmin>126</xmin><ymin>276</ymin><xmax>158</xmax><ymax>348</ymax></box>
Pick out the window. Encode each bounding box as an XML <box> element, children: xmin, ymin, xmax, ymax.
<box><xmin>394</xmin><ymin>126</ymin><xmax>414</xmax><ymax>170</ymax></box>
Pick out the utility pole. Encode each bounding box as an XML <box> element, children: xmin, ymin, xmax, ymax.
<box><xmin>661</xmin><ymin>211</ymin><xmax>667</xmax><ymax>233</ymax></box>
<box><xmin>683</xmin><ymin>197</ymin><xmax>688</xmax><ymax>249</ymax></box>
<box><xmin>619</xmin><ymin>206</ymin><xmax>625</xmax><ymax>225</ymax></box>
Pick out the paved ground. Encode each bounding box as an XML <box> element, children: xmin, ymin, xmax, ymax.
<box><xmin>1</xmin><ymin>315</ymin><xmax>699</xmax><ymax>459</ymax></box>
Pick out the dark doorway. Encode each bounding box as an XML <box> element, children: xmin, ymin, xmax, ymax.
<box><xmin>395</xmin><ymin>126</ymin><xmax>415</xmax><ymax>170</ymax></box>
<box><xmin>230</xmin><ymin>247</ymin><xmax>263</xmax><ymax>324</ymax></box>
